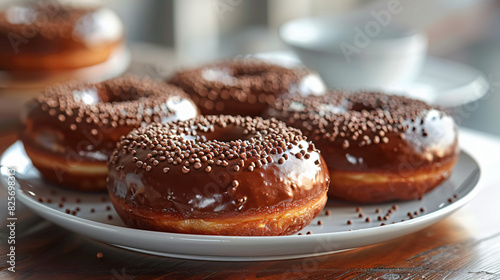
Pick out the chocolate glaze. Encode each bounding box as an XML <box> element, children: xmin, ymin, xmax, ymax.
<box><xmin>107</xmin><ymin>116</ymin><xmax>330</xmax><ymax>219</ymax></box>
<box><xmin>266</xmin><ymin>91</ymin><xmax>459</xmax><ymax>174</ymax></box>
<box><xmin>20</xmin><ymin>76</ymin><xmax>199</xmax><ymax>163</ymax></box>
<box><xmin>167</xmin><ymin>59</ymin><xmax>326</xmax><ymax>117</ymax></box>
<box><xmin>0</xmin><ymin>3</ymin><xmax>123</xmax><ymax>70</ymax></box>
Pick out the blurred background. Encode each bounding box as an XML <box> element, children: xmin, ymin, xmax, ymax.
<box><xmin>1</xmin><ymin>0</ymin><xmax>500</xmax><ymax>135</ymax></box>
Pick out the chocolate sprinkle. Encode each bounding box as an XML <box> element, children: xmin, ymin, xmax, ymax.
<box><xmin>110</xmin><ymin>115</ymin><xmax>315</xmax><ymax>182</ymax></box>
<box><xmin>28</xmin><ymin>76</ymin><xmax>197</xmax><ymax>158</ymax></box>
<box><xmin>0</xmin><ymin>4</ymin><xmax>99</xmax><ymax>39</ymax></box>
<box><xmin>168</xmin><ymin>59</ymin><xmax>321</xmax><ymax>116</ymax></box>
<box><xmin>267</xmin><ymin>91</ymin><xmax>439</xmax><ymax>147</ymax></box>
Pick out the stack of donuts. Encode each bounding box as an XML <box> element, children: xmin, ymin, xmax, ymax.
<box><xmin>18</xmin><ymin>8</ymin><xmax>459</xmax><ymax>236</ymax></box>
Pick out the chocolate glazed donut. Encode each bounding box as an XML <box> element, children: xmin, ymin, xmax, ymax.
<box><xmin>267</xmin><ymin>91</ymin><xmax>459</xmax><ymax>203</ymax></box>
<box><xmin>107</xmin><ymin>115</ymin><xmax>330</xmax><ymax>235</ymax></box>
<box><xmin>167</xmin><ymin>58</ymin><xmax>326</xmax><ymax>117</ymax></box>
<box><xmin>0</xmin><ymin>2</ymin><xmax>124</xmax><ymax>71</ymax></box>
<box><xmin>19</xmin><ymin>76</ymin><xmax>198</xmax><ymax>191</ymax></box>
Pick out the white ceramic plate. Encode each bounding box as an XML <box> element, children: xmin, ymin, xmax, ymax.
<box><xmin>253</xmin><ymin>52</ymin><xmax>489</xmax><ymax>108</ymax></box>
<box><xmin>394</xmin><ymin>56</ymin><xmax>489</xmax><ymax>108</ymax></box>
<box><xmin>0</xmin><ymin>141</ymin><xmax>481</xmax><ymax>261</ymax></box>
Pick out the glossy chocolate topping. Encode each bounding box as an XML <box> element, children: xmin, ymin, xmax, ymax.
<box><xmin>167</xmin><ymin>59</ymin><xmax>326</xmax><ymax>116</ymax></box>
<box><xmin>20</xmin><ymin>76</ymin><xmax>198</xmax><ymax>162</ymax></box>
<box><xmin>107</xmin><ymin>115</ymin><xmax>330</xmax><ymax>219</ymax></box>
<box><xmin>0</xmin><ymin>3</ymin><xmax>123</xmax><ymax>70</ymax></box>
<box><xmin>267</xmin><ymin>91</ymin><xmax>459</xmax><ymax>173</ymax></box>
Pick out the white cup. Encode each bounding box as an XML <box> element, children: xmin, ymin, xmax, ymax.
<box><xmin>279</xmin><ymin>14</ymin><xmax>428</xmax><ymax>90</ymax></box>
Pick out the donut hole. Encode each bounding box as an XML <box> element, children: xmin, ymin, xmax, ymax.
<box><xmin>349</xmin><ymin>101</ymin><xmax>379</xmax><ymax>112</ymax></box>
<box><xmin>198</xmin><ymin>125</ymin><xmax>256</xmax><ymax>143</ymax></box>
<box><xmin>100</xmin><ymin>83</ymin><xmax>149</xmax><ymax>102</ymax></box>
<box><xmin>72</xmin><ymin>84</ymin><xmax>148</xmax><ymax>104</ymax></box>
<box><xmin>347</xmin><ymin>93</ymin><xmax>393</xmax><ymax>112</ymax></box>
<box><xmin>232</xmin><ymin>67</ymin><xmax>270</xmax><ymax>78</ymax></box>
<box><xmin>201</xmin><ymin>65</ymin><xmax>271</xmax><ymax>82</ymax></box>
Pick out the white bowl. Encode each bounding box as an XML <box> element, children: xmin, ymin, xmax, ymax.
<box><xmin>279</xmin><ymin>14</ymin><xmax>428</xmax><ymax>90</ymax></box>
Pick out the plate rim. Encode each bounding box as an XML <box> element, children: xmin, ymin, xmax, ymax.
<box><xmin>0</xmin><ymin>141</ymin><xmax>483</xmax><ymax>261</ymax></box>
<box><xmin>415</xmin><ymin>56</ymin><xmax>489</xmax><ymax>107</ymax></box>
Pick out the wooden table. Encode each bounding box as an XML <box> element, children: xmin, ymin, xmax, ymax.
<box><xmin>0</xmin><ymin>128</ymin><xmax>499</xmax><ymax>280</ymax></box>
